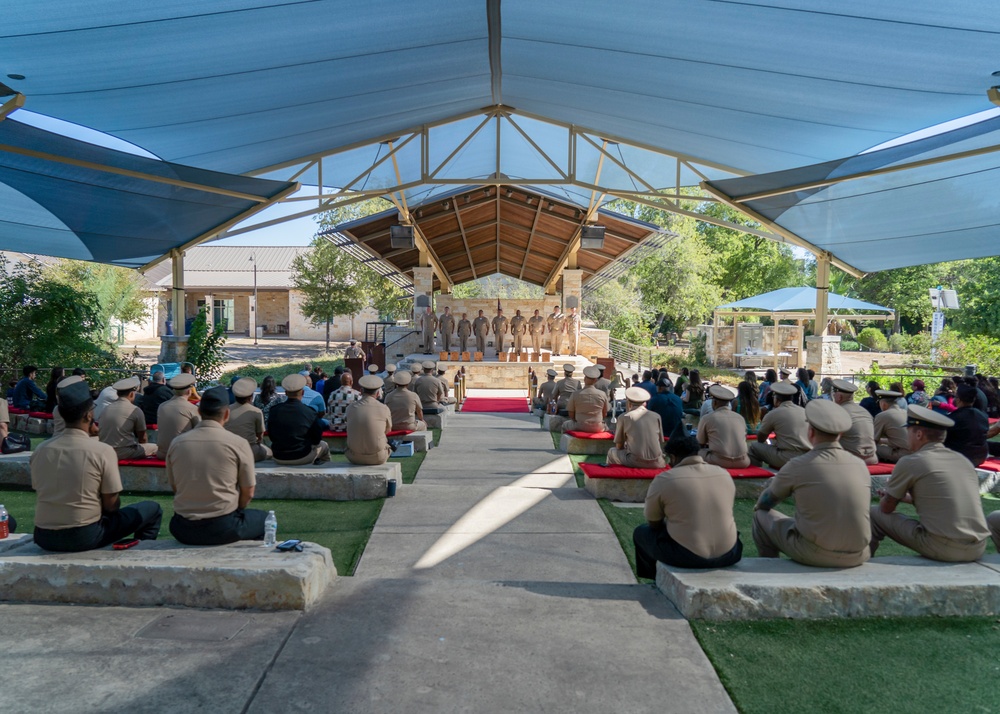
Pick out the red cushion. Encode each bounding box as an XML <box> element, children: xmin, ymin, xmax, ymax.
<box><xmin>29</xmin><ymin>411</ymin><xmax>53</xmax><ymax>419</ymax></box>
<box><xmin>147</xmin><ymin>424</ymin><xmax>158</xmax><ymax>430</ymax></box>
<box><xmin>322</xmin><ymin>431</ymin><xmax>348</xmax><ymax>438</ymax></box>
<box><xmin>8</xmin><ymin>407</ymin><xmax>27</xmax><ymax>415</ymax></box>
<box><xmin>977</xmin><ymin>458</ymin><xmax>1000</xmax><ymax>473</ymax></box>
<box><xmin>727</xmin><ymin>466</ymin><xmax>774</xmax><ymax>479</ymax></box>
<box><xmin>745</xmin><ymin>433</ymin><xmax>776</xmax><ymax>441</ymax></box>
<box><xmin>387</xmin><ymin>429</ymin><xmax>414</xmax><ymax>437</ymax></box>
<box><xmin>580</xmin><ymin>463</ymin><xmax>668</xmax><ymax>479</ymax></box>
<box><xmin>565</xmin><ymin>430</ymin><xmax>615</xmax><ymax>440</ymax></box>
<box><xmin>118</xmin><ymin>458</ymin><xmax>167</xmax><ymax>468</ymax></box>
<box><xmin>867</xmin><ymin>463</ymin><xmax>895</xmax><ymax>476</ymax></box>
<box><xmin>990</xmin><ymin>418</ymin><xmax>999</xmax><ymax>425</ymax></box>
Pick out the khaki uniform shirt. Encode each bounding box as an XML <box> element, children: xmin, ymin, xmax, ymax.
<box><xmin>491</xmin><ymin>314</ymin><xmax>509</xmax><ymax>336</ymax></box>
<box><xmin>885</xmin><ymin>442</ymin><xmax>990</xmax><ymax>544</ymax></box>
<box><xmin>31</xmin><ymin>428</ymin><xmax>122</xmax><ymax>529</ymax></box>
<box><xmin>0</xmin><ymin>400</ymin><xmax>7</xmax><ymax>426</ymax></box>
<box><xmin>167</xmin><ymin>420</ymin><xmax>255</xmax><ymax>520</ymax></box>
<box><xmin>344</xmin><ymin>346</ymin><xmax>364</xmax><ymax>358</ymax></box>
<box><xmin>567</xmin><ymin>386</ymin><xmax>609</xmax><ymax>430</ymax></box>
<box><xmin>385</xmin><ymin>387</ymin><xmax>423</xmax><ymax>431</ymax></box>
<box><xmin>436</xmin><ymin>375</ymin><xmax>451</xmax><ymax>400</ymax></box>
<box><xmin>547</xmin><ymin>312</ymin><xmax>565</xmax><ymax>334</ymax></box>
<box><xmin>528</xmin><ymin>315</ymin><xmax>545</xmax><ymax>334</ymax></box>
<box><xmin>457</xmin><ymin>319</ymin><xmax>473</xmax><ymax>337</ymax></box>
<box><xmin>345</xmin><ymin>396</ymin><xmax>392</xmax><ymax>459</ymax></box>
<box><xmin>839</xmin><ymin>401</ymin><xmax>877</xmax><ymax>461</ymax></box>
<box><xmin>565</xmin><ymin>312</ymin><xmax>580</xmax><ymax>333</ymax></box>
<box><xmin>414</xmin><ymin>374</ymin><xmax>446</xmax><ymax>409</ymax></box>
<box><xmin>52</xmin><ymin>405</ymin><xmax>66</xmax><ymax>436</ymax></box>
<box><xmin>644</xmin><ymin>455</ymin><xmax>738</xmax><ymax>559</ymax></box>
<box><xmin>381</xmin><ymin>375</ymin><xmax>396</xmax><ymax>399</ymax></box>
<box><xmin>698</xmin><ymin>408</ymin><xmax>750</xmax><ymax>461</ymax></box>
<box><xmin>553</xmin><ymin>377</ymin><xmax>582</xmax><ymax>410</ymax></box>
<box><xmin>472</xmin><ymin>316</ymin><xmax>490</xmax><ymax>337</ymax></box>
<box><xmin>537</xmin><ymin>379</ymin><xmax>558</xmax><ymax>406</ymax></box>
<box><xmin>509</xmin><ymin>315</ymin><xmax>527</xmax><ymax>336</ymax></box>
<box><xmin>595</xmin><ymin>377</ymin><xmax>614</xmax><ymax>402</ymax></box>
<box><xmin>615</xmin><ymin>405</ymin><xmax>664</xmax><ymax>462</ymax></box>
<box><xmin>98</xmin><ymin>398</ymin><xmax>147</xmax><ymax>455</ymax></box>
<box><xmin>439</xmin><ymin>312</ymin><xmax>455</xmax><ymax>335</ymax></box>
<box><xmin>874</xmin><ymin>407</ymin><xmax>910</xmax><ymax>453</ymax></box>
<box><xmin>225</xmin><ymin>402</ymin><xmax>265</xmax><ymax>448</ymax></box>
<box><xmin>156</xmin><ymin>395</ymin><xmax>201</xmax><ymax>457</ymax></box>
<box><xmin>765</xmin><ymin>442</ymin><xmax>872</xmax><ymax>554</ymax></box>
<box><xmin>756</xmin><ymin>401</ymin><xmax>810</xmax><ymax>452</ymax></box>
<box><xmin>421</xmin><ymin>312</ymin><xmax>438</xmax><ymax>333</ymax></box>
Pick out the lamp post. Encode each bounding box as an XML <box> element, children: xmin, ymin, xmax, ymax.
<box><xmin>249</xmin><ymin>253</ymin><xmax>258</xmax><ymax>345</ymax></box>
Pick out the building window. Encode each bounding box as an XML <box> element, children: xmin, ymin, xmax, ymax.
<box><xmin>214</xmin><ymin>299</ymin><xmax>235</xmax><ymax>332</ymax></box>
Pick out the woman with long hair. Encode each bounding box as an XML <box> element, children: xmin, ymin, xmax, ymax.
<box><xmin>930</xmin><ymin>377</ymin><xmax>957</xmax><ymax>414</ymax></box>
<box><xmin>253</xmin><ymin>374</ymin><xmax>286</xmax><ymax>427</ymax></box>
<box><xmin>736</xmin><ymin>381</ymin><xmax>762</xmax><ymax>434</ymax></box>
<box><xmin>682</xmin><ymin>369</ymin><xmax>705</xmax><ymax>416</ymax></box>
<box><xmin>758</xmin><ymin>368</ymin><xmax>777</xmax><ymax>407</ymax></box>
<box><xmin>44</xmin><ymin>366</ymin><xmax>64</xmax><ymax>413</ymax></box>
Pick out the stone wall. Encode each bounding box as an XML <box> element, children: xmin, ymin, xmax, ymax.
<box><xmin>384</xmin><ymin>325</ymin><xmax>422</xmax><ymax>361</ymax></box>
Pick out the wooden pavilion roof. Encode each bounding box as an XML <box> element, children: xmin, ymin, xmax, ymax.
<box><xmin>328</xmin><ymin>186</ymin><xmax>663</xmax><ymax>293</ymax></box>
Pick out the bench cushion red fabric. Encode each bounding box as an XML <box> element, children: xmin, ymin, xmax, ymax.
<box><xmin>8</xmin><ymin>407</ymin><xmax>27</xmax><ymax>415</ymax></box>
<box><xmin>118</xmin><ymin>458</ymin><xmax>167</xmax><ymax>467</ymax></box>
<box><xmin>745</xmin><ymin>433</ymin><xmax>776</xmax><ymax>441</ymax></box>
<box><xmin>867</xmin><ymin>463</ymin><xmax>895</xmax><ymax>476</ymax></box>
<box><xmin>580</xmin><ymin>463</ymin><xmax>668</xmax><ymax>479</ymax></box>
<box><xmin>565</xmin><ymin>430</ymin><xmax>615</xmax><ymax>440</ymax></box>
<box><xmin>727</xmin><ymin>466</ymin><xmax>774</xmax><ymax>479</ymax></box>
<box><xmin>387</xmin><ymin>430</ymin><xmax>414</xmax><ymax>437</ymax></box>
<box><xmin>977</xmin><ymin>458</ymin><xmax>1000</xmax><ymax>473</ymax></box>
<box><xmin>322</xmin><ymin>431</ymin><xmax>348</xmax><ymax>438</ymax></box>
<box><xmin>29</xmin><ymin>411</ymin><xmax>53</xmax><ymax>419</ymax></box>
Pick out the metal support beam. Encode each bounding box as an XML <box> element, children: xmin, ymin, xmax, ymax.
<box><xmin>0</xmin><ymin>93</ymin><xmax>25</xmax><ymax>121</ymax></box>
<box><xmin>452</xmin><ymin>200</ymin><xmax>477</xmax><ymax>280</ymax></box>
<box><xmin>170</xmin><ymin>249</ymin><xmax>185</xmax><ymax>335</ymax></box>
<box><xmin>815</xmin><ymin>252</ymin><xmax>831</xmax><ymax>337</ymax></box>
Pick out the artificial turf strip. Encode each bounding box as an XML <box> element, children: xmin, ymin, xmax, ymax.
<box><xmin>689</xmin><ymin>617</ymin><xmax>1000</xmax><ymax>714</ymax></box>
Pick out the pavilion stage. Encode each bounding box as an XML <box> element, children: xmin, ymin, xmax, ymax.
<box><xmin>404</xmin><ymin>353</ymin><xmax>595</xmax><ymax>390</ymax></box>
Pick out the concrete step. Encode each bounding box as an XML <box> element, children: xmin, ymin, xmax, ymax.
<box><xmin>559</xmin><ymin>432</ymin><xmax>614</xmax><ymax>455</ymax></box>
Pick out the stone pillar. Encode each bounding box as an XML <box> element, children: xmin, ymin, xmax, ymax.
<box><xmin>160</xmin><ymin>249</ymin><xmax>189</xmax><ymax>363</ymax></box>
<box><xmin>204</xmin><ymin>293</ymin><xmax>214</xmax><ymax>329</ymax></box>
<box><xmin>815</xmin><ymin>252</ymin><xmax>831</xmax><ymax>337</ymax></box>
<box><xmin>561</xmin><ymin>269</ymin><xmax>582</xmax><ymax>312</ymax></box>
<box><xmin>805</xmin><ymin>334</ymin><xmax>842</xmax><ymax>377</ymax></box>
<box><xmin>412</xmin><ymin>266</ymin><xmax>434</xmax><ymax>320</ymax></box>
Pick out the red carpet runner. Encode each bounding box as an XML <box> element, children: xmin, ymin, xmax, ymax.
<box><xmin>460</xmin><ymin>397</ymin><xmax>530</xmax><ymax>413</ymax></box>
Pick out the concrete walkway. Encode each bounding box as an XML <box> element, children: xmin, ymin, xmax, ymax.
<box><xmin>0</xmin><ymin>400</ymin><xmax>735</xmax><ymax>713</ymax></box>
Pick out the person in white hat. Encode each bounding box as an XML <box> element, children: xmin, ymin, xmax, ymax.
<box><xmin>225</xmin><ymin>377</ymin><xmax>271</xmax><ymax>462</ymax></box>
<box><xmin>874</xmin><ymin>389</ymin><xmax>910</xmax><ymax>463</ymax></box>
<box><xmin>607</xmin><ymin>387</ymin><xmax>666</xmax><ymax>469</ymax></box>
<box><xmin>98</xmin><ymin>376</ymin><xmax>157</xmax><ymax>459</ymax></box>
<box><xmin>534</xmin><ymin>368</ymin><xmax>559</xmax><ymax>412</ymax></box>
<box><xmin>753</xmin><ymin>400</ymin><xmax>872</xmax><ymax>568</ymax></box>
<box><xmin>384</xmin><ymin>371</ymin><xmax>426</xmax><ymax>432</ymax></box>
<box><xmin>830</xmin><ymin>379</ymin><xmax>878</xmax><ymax>465</ymax></box>
<box><xmin>414</xmin><ymin>361</ymin><xmax>447</xmax><ymax>416</ymax></box>
<box><xmin>562</xmin><ymin>365</ymin><xmax>609</xmax><ymax>433</ymax></box>
<box><xmin>345</xmin><ymin>375</ymin><xmax>392</xmax><ymax>465</ymax></box>
<box><xmin>748</xmin><ymin>381</ymin><xmax>810</xmax><ymax>469</ymax></box>
<box><xmin>155</xmin><ymin>373</ymin><xmax>201</xmax><ymax>459</ymax></box>
<box><xmin>871</xmin><ymin>405</ymin><xmax>990</xmax><ymax>562</ymax></box>
<box><xmin>381</xmin><ymin>363</ymin><xmax>398</xmax><ymax>400</ymax></box>
<box><xmin>268</xmin><ymin>373</ymin><xmax>330</xmax><ymax>465</ymax></box>
<box><xmin>698</xmin><ymin>385</ymin><xmax>750</xmax><ymax>469</ymax></box>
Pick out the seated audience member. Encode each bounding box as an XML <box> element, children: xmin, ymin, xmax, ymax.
<box><xmin>13</xmin><ymin>365</ymin><xmax>47</xmax><ymax>410</ymax></box>
<box><xmin>226</xmin><ymin>377</ymin><xmax>271</xmax><ymax>462</ymax></box>
<box><xmin>313</xmin><ymin>368</ymin><xmax>326</xmax><ymax>395</ymax></box>
<box><xmin>562</xmin><ymin>365</ymin><xmax>609</xmax><ymax>433</ymax></box>
<box><xmin>179</xmin><ymin>363</ymin><xmax>201</xmax><ymax>400</ymax></box>
<box><xmin>672</xmin><ymin>367</ymin><xmax>689</xmax><ymax>397</ymax></box>
<box><xmin>753</xmin><ymin>400</ymin><xmax>872</xmax><ymax>568</ymax></box>
<box><xmin>167</xmin><ymin>386</ymin><xmax>266</xmax><ymax>545</ymax></box>
<box><xmin>965</xmin><ymin>376</ymin><xmax>989</xmax><ymax>413</ymax></box>
<box><xmin>0</xmin><ymin>385</ymin><xmax>7</xmax><ymax>441</ymax></box>
<box><xmin>735</xmin><ymin>381</ymin><xmax>762</xmax><ymax>434</ymax></box>
<box><xmin>141</xmin><ymin>370</ymin><xmax>174</xmax><ymax>425</ymax></box>
<box><xmin>414</xmin><ymin>361</ymin><xmax>447</xmax><ymax>416</ymax></box>
<box><xmin>632</xmin><ymin>434</ymin><xmax>743</xmax><ymax>576</ymax></box>
<box><xmin>943</xmin><ymin>384</ymin><xmax>989</xmax><ymax>467</ymax></box>
<box><xmin>817</xmin><ymin>377</ymin><xmax>834</xmax><ymax>400</ymax></box>
<box><xmin>795</xmin><ymin>368</ymin><xmax>815</xmax><ymax>402</ymax></box>
<box><xmin>299</xmin><ymin>372</ymin><xmax>328</xmax><ymax>417</ymax></box>
<box><xmin>534</xmin><ymin>368</ymin><xmax>558</xmax><ymax>411</ymax></box>
<box><xmin>93</xmin><ymin>382</ymin><xmax>119</xmax><ymax>421</ymax></box>
<box><xmin>268</xmin><ymin>374</ymin><xmax>330</xmax><ymax>465</ymax></box>
<box><xmin>594</xmin><ymin>364</ymin><xmax>615</xmax><ymax>404</ymax></box>
<box><xmin>698</xmin><ymin>385</ymin><xmax>750</xmax><ymax>469</ymax></box>
<box><xmin>680</xmin><ymin>369</ymin><xmax>705</xmax><ymax>417</ymax></box>
<box><xmin>155</xmin><ymin>374</ymin><xmax>201</xmax><ymax>459</ymax></box>
<box><xmin>889</xmin><ymin>382</ymin><xmax>908</xmax><ymax>410</ymax></box>
<box><xmin>829</xmin><ymin>379</ymin><xmax>878</xmax><ymax>464</ymax></box>
<box><xmin>436</xmin><ymin>367</ymin><xmax>457</xmax><ymax>405</ymax></box>
<box><xmin>326</xmin><ymin>371</ymin><xmax>361</xmax><ymax>430</ymax></box>
<box><xmin>253</xmin><ymin>375</ymin><xmax>285</xmax><ymax>427</ymax></box>
<box><xmin>607</xmin><ymin>387</ymin><xmax>665</xmax><ymax>469</ymax></box>
<box><xmin>552</xmin><ymin>364</ymin><xmax>582</xmax><ymax>416</ymax></box>
<box><xmin>874</xmin><ymin>389</ymin><xmax>910</xmax><ymax>463</ymax></box>
<box><xmin>380</xmin><ymin>364</ymin><xmax>398</xmax><ymax>401</ymax></box>
<box><xmin>31</xmin><ymin>379</ymin><xmax>162</xmax><ymax>552</ymax></box>
<box><xmin>977</xmin><ymin>375</ymin><xmax>1000</xmax><ymax>419</ymax></box>
<box><xmin>906</xmin><ymin>379</ymin><xmax>931</xmax><ymax>408</ymax></box>
<box><xmin>44</xmin><ymin>366</ymin><xmax>64</xmax><ymax>413</ymax></box>
<box><xmin>858</xmin><ymin>380</ymin><xmax>881</xmax><ymax>418</ymax></box>
<box><xmin>930</xmin><ymin>377</ymin><xmax>957</xmax><ymax>414</ymax></box>
<box><xmin>637</xmin><ymin>370</ymin><xmax>657</xmax><ymax>398</ymax></box>
<box><xmin>648</xmin><ymin>377</ymin><xmax>684</xmax><ymax>438</ymax></box>
<box><xmin>748</xmin><ymin>381</ymin><xmax>810</xmax><ymax>468</ymax></box>
<box><xmin>345</xmin><ymin>375</ymin><xmax>392</xmax><ymax>466</ymax></box>
<box><xmin>98</xmin><ymin>377</ymin><xmax>157</xmax><ymax>459</ymax></box>
<box><xmin>385</xmin><ymin>371</ymin><xmax>426</xmax><ymax>432</ymax></box>
<box><xmin>51</xmin><ymin>375</ymin><xmax>97</xmax><ymax>438</ymax></box>
<box><xmin>870</xmin><ymin>406</ymin><xmax>990</xmax><ymax>562</ymax></box>
<box><xmin>699</xmin><ymin>387</ymin><xmax>723</xmax><ymax>418</ymax></box>
<box><xmin>758</xmin><ymin>368</ymin><xmax>777</xmax><ymax>408</ymax></box>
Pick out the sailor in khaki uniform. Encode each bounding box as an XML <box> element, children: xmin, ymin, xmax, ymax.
<box><xmin>166</xmin><ymin>386</ymin><xmax>266</xmax><ymax>544</ymax></box>
<box><xmin>225</xmin><ymin>377</ymin><xmax>271</xmax><ymax>462</ymax></box>
<box><xmin>457</xmin><ymin>312</ymin><xmax>473</xmax><ymax>353</ymax></box>
<box><xmin>594</xmin><ymin>364</ymin><xmax>614</xmax><ymax>403</ymax></box>
<box><xmin>509</xmin><ymin>309</ymin><xmax>528</xmax><ymax>356</ymax></box>
<box><xmin>32</xmin><ymin>380</ymin><xmax>162</xmax><ymax>552</ymax></box>
<box><xmin>753</xmin><ymin>400</ymin><xmax>872</xmax><ymax>568</ymax></box>
<box><xmin>472</xmin><ymin>310</ymin><xmax>490</xmax><ymax>354</ymax></box>
<box><xmin>552</xmin><ymin>363</ymin><xmax>582</xmax><ymax>415</ymax></box>
<box><xmin>346</xmin><ymin>375</ymin><xmax>393</xmax><ymax>465</ymax></box>
<box><xmin>436</xmin><ymin>368</ymin><xmax>456</xmax><ymax>404</ymax></box>
<box><xmin>98</xmin><ymin>376</ymin><xmax>157</xmax><ymax>459</ymax></box>
<box><xmin>381</xmin><ymin>363</ymin><xmax>398</xmax><ymax>400</ymax></box>
<box><xmin>421</xmin><ymin>307</ymin><xmax>438</xmax><ymax>353</ymax></box>
<box><xmin>698</xmin><ymin>384</ymin><xmax>750</xmax><ymax>469</ymax></box>
<box><xmin>385</xmin><ymin>371</ymin><xmax>426</xmax><ymax>432</ymax></box>
<box><xmin>492</xmin><ymin>309</ymin><xmax>510</xmax><ymax>355</ymax></box>
<box><xmin>607</xmin><ymin>387</ymin><xmax>666</xmax><ymax>468</ymax></box>
<box><xmin>830</xmin><ymin>378</ymin><xmax>878</xmax><ymax>464</ymax></box>
<box><xmin>51</xmin><ymin>375</ymin><xmax>93</xmax><ymax>438</ymax></box>
<box><xmin>415</xmin><ymin>361</ymin><xmax>447</xmax><ymax>416</ymax></box>
<box><xmin>633</xmin><ymin>433</ymin><xmax>742</xmax><ymax>575</ymax></box>
<box><xmin>535</xmin><ymin>368</ymin><xmax>558</xmax><ymax>411</ymax></box>
<box><xmin>874</xmin><ymin>389</ymin><xmax>911</xmax><ymax>463</ymax></box>
<box><xmin>562</xmin><ymin>365</ymin><xmax>609</xmax><ymax>433</ymax></box>
<box><xmin>870</xmin><ymin>406</ymin><xmax>990</xmax><ymax>562</ymax></box>
<box><xmin>155</xmin><ymin>373</ymin><xmax>201</xmax><ymax>459</ymax></box>
<box><xmin>528</xmin><ymin>309</ymin><xmax>545</xmax><ymax>356</ymax></box>
<box><xmin>438</xmin><ymin>307</ymin><xmax>456</xmax><ymax>353</ymax></box>
<box><xmin>565</xmin><ymin>306</ymin><xmax>580</xmax><ymax>356</ymax></box>
<box><xmin>547</xmin><ymin>306</ymin><xmax>565</xmax><ymax>356</ymax></box>
<box><xmin>748</xmin><ymin>381</ymin><xmax>810</xmax><ymax>468</ymax></box>
<box><xmin>344</xmin><ymin>339</ymin><xmax>364</xmax><ymax>359</ymax></box>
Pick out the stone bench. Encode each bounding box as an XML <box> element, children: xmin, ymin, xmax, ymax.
<box><xmin>656</xmin><ymin>555</ymin><xmax>1000</xmax><ymax>621</ymax></box>
<box><xmin>580</xmin><ymin>463</ymin><xmax>775</xmax><ymax>502</ymax></box>
<box><xmin>559</xmin><ymin>431</ymin><xmax>615</xmax><ymax>455</ymax></box>
<box><xmin>0</xmin><ymin>453</ymin><xmax>400</xmax><ymax>501</ymax></box>
<box><xmin>0</xmin><ymin>536</ymin><xmax>335</xmax><ymax>611</ymax></box>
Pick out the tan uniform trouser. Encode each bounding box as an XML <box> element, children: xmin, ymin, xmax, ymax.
<box><xmin>423</xmin><ymin>328</ymin><xmax>435</xmax><ymax>352</ymax></box>
<box><xmin>513</xmin><ymin>332</ymin><xmax>524</xmax><ymax>355</ymax></box>
<box><xmin>562</xmin><ymin>420</ymin><xmax>604</xmax><ymax>433</ymax></box>
<box><xmin>748</xmin><ymin>442</ymin><xmax>805</xmax><ymax>469</ymax></box>
<box><xmin>700</xmin><ymin>448</ymin><xmax>750</xmax><ymax>469</ymax></box>
<box><xmin>495</xmin><ymin>333</ymin><xmax>505</xmax><ymax>354</ymax></box>
<box><xmin>988</xmin><ymin>511</ymin><xmax>1000</xmax><ymax>551</ymax></box>
<box><xmin>567</xmin><ymin>329</ymin><xmax>578</xmax><ymax>355</ymax></box>
<box><xmin>250</xmin><ymin>442</ymin><xmax>272</xmax><ymax>462</ymax></box>
<box><xmin>551</xmin><ymin>331</ymin><xmax>563</xmax><ymax>355</ymax></box>
<box><xmin>475</xmin><ymin>333</ymin><xmax>486</xmax><ymax>353</ymax></box>
<box><xmin>870</xmin><ymin>507</ymin><xmax>986</xmax><ymax>562</ymax></box>
<box><xmin>441</xmin><ymin>331</ymin><xmax>452</xmax><ymax>352</ymax></box>
<box><xmin>118</xmin><ymin>443</ymin><xmax>158</xmax><ymax>460</ymax></box>
<box><xmin>346</xmin><ymin>446</ymin><xmax>390</xmax><ymax>466</ymax></box>
<box><xmin>753</xmin><ymin>509</ymin><xmax>869</xmax><ymax>567</ymax></box>
<box><xmin>531</xmin><ymin>332</ymin><xmax>542</xmax><ymax>355</ymax></box>
<box><xmin>459</xmin><ymin>335</ymin><xmax>469</xmax><ymax>353</ymax></box>
<box><xmin>606</xmin><ymin>447</ymin><xmax>665</xmax><ymax>469</ymax></box>
<box><xmin>876</xmin><ymin>444</ymin><xmax>910</xmax><ymax>463</ymax></box>
<box><xmin>274</xmin><ymin>442</ymin><xmax>330</xmax><ymax>466</ymax></box>
<box><xmin>548</xmin><ymin>415</ymin><xmax>569</xmax><ymax>432</ymax></box>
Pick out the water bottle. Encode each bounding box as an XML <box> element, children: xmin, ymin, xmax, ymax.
<box><xmin>264</xmin><ymin>510</ymin><xmax>277</xmax><ymax>547</ymax></box>
<box><xmin>0</xmin><ymin>504</ymin><xmax>8</xmax><ymax>539</ymax></box>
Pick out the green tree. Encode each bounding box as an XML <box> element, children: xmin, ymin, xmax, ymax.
<box><xmin>584</xmin><ymin>275</ymin><xmax>653</xmax><ymax>345</ymax></box>
<box><xmin>359</xmin><ymin>267</ymin><xmax>409</xmax><ymax>321</ymax></box>
<box><xmin>50</xmin><ymin>260</ymin><xmax>150</xmax><ymax>339</ymax></box>
<box><xmin>951</xmin><ymin>256</ymin><xmax>1000</xmax><ymax>337</ymax></box>
<box><xmin>185</xmin><ymin>306</ymin><xmax>228</xmax><ymax>382</ymax></box>
<box><xmin>851</xmin><ymin>263</ymin><xmax>955</xmax><ymax>333</ymax></box>
<box><xmin>292</xmin><ymin>236</ymin><xmax>366</xmax><ymax>351</ymax></box>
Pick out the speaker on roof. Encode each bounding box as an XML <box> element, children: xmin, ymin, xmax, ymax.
<box><xmin>580</xmin><ymin>224</ymin><xmax>605</xmax><ymax>250</ymax></box>
<box><xmin>390</xmin><ymin>224</ymin><xmax>415</xmax><ymax>249</ymax></box>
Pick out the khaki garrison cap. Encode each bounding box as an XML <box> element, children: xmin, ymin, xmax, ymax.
<box><xmin>708</xmin><ymin>384</ymin><xmax>737</xmax><ymax>401</ymax></box>
<box><xmin>113</xmin><ymin>376</ymin><xmax>140</xmax><ymax>392</ymax></box>
<box><xmin>583</xmin><ymin>365</ymin><xmax>601</xmax><ymax>379</ymax></box>
<box><xmin>831</xmin><ymin>379</ymin><xmax>858</xmax><ymax>394</ymax></box>
<box><xmin>57</xmin><ymin>375</ymin><xmax>84</xmax><ymax>390</ymax></box>
<box><xmin>168</xmin><ymin>373</ymin><xmax>197</xmax><ymax>390</ymax></box>
<box><xmin>358</xmin><ymin>374</ymin><xmax>383</xmax><ymax>390</ymax></box>
<box><xmin>282</xmin><ymin>373</ymin><xmax>308</xmax><ymax>392</ymax></box>
<box><xmin>392</xmin><ymin>370</ymin><xmax>413</xmax><ymax>385</ymax></box>
<box><xmin>906</xmin><ymin>405</ymin><xmax>954</xmax><ymax>430</ymax></box>
<box><xmin>805</xmin><ymin>400</ymin><xmax>852</xmax><ymax>435</ymax></box>
<box><xmin>876</xmin><ymin>389</ymin><xmax>903</xmax><ymax>399</ymax></box>
<box><xmin>625</xmin><ymin>387</ymin><xmax>651</xmax><ymax>403</ymax></box>
<box><xmin>385</xmin><ymin>364</ymin><xmax>397</xmax><ymax>373</ymax></box>
<box><xmin>770</xmin><ymin>381</ymin><xmax>798</xmax><ymax>397</ymax></box>
<box><xmin>232</xmin><ymin>377</ymin><xmax>257</xmax><ymax>398</ymax></box>
<box><xmin>563</xmin><ymin>363</ymin><xmax>575</xmax><ymax>374</ymax></box>
<box><xmin>545</xmin><ymin>368</ymin><xmax>558</xmax><ymax>377</ymax></box>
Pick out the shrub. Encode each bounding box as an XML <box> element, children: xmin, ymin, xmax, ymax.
<box><xmin>186</xmin><ymin>307</ymin><xmax>228</xmax><ymax>383</ymax></box>
<box><xmin>857</xmin><ymin>327</ymin><xmax>888</xmax><ymax>351</ymax></box>
<box><xmin>840</xmin><ymin>340</ymin><xmax>860</xmax><ymax>352</ymax></box>
<box><xmin>887</xmin><ymin>333</ymin><xmax>907</xmax><ymax>353</ymax></box>
<box><xmin>689</xmin><ymin>333</ymin><xmax>708</xmax><ymax>365</ymax></box>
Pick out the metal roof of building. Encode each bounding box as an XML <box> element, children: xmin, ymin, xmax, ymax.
<box><xmin>149</xmin><ymin>245</ymin><xmax>308</xmax><ymax>290</ymax></box>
